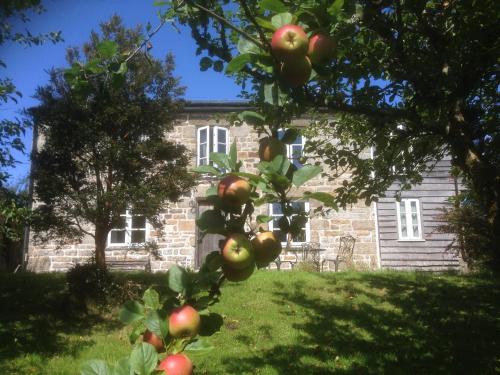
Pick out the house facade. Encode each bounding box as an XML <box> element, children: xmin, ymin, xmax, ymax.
<box><xmin>26</xmin><ymin>101</ymin><xmax>461</xmax><ymax>273</ymax></box>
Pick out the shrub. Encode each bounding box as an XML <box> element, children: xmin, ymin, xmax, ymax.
<box><xmin>66</xmin><ymin>262</ymin><xmax>114</xmax><ymax>308</ymax></box>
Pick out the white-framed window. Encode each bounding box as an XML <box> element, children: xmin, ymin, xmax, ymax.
<box><xmin>278</xmin><ymin>129</ymin><xmax>306</xmax><ymax>168</ymax></box>
<box><xmin>396</xmin><ymin>199</ymin><xmax>423</xmax><ymax>240</ymax></box>
<box><xmin>197</xmin><ymin>126</ymin><xmax>229</xmax><ymax>166</ymax></box>
<box><xmin>108</xmin><ymin>209</ymin><xmax>147</xmax><ymax>246</ymax></box>
<box><xmin>268</xmin><ymin>201</ymin><xmax>310</xmax><ymax>245</ymax></box>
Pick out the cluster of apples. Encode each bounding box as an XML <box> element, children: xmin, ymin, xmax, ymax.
<box><xmin>143</xmin><ymin>304</ymin><xmax>201</xmax><ymax>375</ymax></box>
<box><xmin>271</xmin><ymin>24</ymin><xmax>336</xmax><ymax>87</ymax></box>
<box><xmin>217</xmin><ymin>175</ymin><xmax>283</xmax><ymax>281</ymax></box>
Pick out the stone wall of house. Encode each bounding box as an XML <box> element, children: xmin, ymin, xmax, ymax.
<box><xmin>27</xmin><ymin>109</ymin><xmax>379</xmax><ymax>272</ymax></box>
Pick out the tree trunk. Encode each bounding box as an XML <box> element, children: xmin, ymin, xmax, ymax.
<box><xmin>94</xmin><ymin>226</ymin><xmax>108</xmax><ymax>269</ymax></box>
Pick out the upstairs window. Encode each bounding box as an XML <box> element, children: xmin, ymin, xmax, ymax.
<box><xmin>197</xmin><ymin>126</ymin><xmax>229</xmax><ymax>166</ymax></box>
<box><xmin>396</xmin><ymin>199</ymin><xmax>423</xmax><ymax>240</ymax></box>
<box><xmin>278</xmin><ymin>129</ymin><xmax>305</xmax><ymax>168</ymax></box>
<box><xmin>108</xmin><ymin>209</ymin><xmax>147</xmax><ymax>246</ymax></box>
<box><xmin>268</xmin><ymin>201</ymin><xmax>310</xmax><ymax>245</ymax></box>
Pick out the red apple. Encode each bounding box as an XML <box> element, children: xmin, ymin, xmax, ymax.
<box><xmin>280</xmin><ymin>56</ymin><xmax>312</xmax><ymax>87</ymax></box>
<box><xmin>157</xmin><ymin>354</ymin><xmax>193</xmax><ymax>375</ymax></box>
<box><xmin>168</xmin><ymin>305</ymin><xmax>201</xmax><ymax>338</ymax></box>
<box><xmin>258</xmin><ymin>137</ymin><xmax>286</xmax><ymax>162</ymax></box>
<box><xmin>222</xmin><ymin>263</ymin><xmax>255</xmax><ymax>282</ymax></box>
<box><xmin>143</xmin><ymin>329</ymin><xmax>165</xmax><ymax>353</ymax></box>
<box><xmin>251</xmin><ymin>231</ymin><xmax>282</xmax><ymax>267</ymax></box>
<box><xmin>307</xmin><ymin>34</ymin><xmax>336</xmax><ymax>65</ymax></box>
<box><xmin>271</xmin><ymin>24</ymin><xmax>309</xmax><ymax>61</ymax></box>
<box><xmin>217</xmin><ymin>175</ymin><xmax>251</xmax><ymax>208</ymax></box>
<box><xmin>221</xmin><ymin>234</ymin><xmax>255</xmax><ymax>270</ymax></box>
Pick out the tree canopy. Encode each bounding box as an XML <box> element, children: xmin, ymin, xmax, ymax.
<box><xmin>156</xmin><ymin>0</ymin><xmax>499</xmax><ymax>264</ymax></box>
<box><xmin>29</xmin><ymin>15</ymin><xmax>195</xmax><ymax>267</ymax></box>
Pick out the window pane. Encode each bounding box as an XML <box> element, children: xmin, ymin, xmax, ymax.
<box><xmin>132</xmin><ymin>215</ymin><xmax>146</xmax><ymax>229</ymax></box>
<box><xmin>110</xmin><ymin>230</ymin><xmax>125</xmax><ymax>244</ymax></box>
<box><xmin>410</xmin><ymin>201</ymin><xmax>418</xmax><ymax>213</ymax></box>
<box><xmin>199</xmin><ymin>157</ymin><xmax>208</xmax><ymax>166</ymax></box>
<box><xmin>411</xmin><ymin>212</ymin><xmax>420</xmax><ymax>237</ymax></box>
<box><xmin>199</xmin><ymin>128</ymin><xmax>207</xmax><ymax>143</ymax></box>
<box><xmin>399</xmin><ymin>202</ymin><xmax>407</xmax><ymax>237</ymax></box>
<box><xmin>292</xmin><ymin>134</ymin><xmax>303</xmax><ymax>145</ymax></box>
<box><xmin>291</xmin><ymin>201</ymin><xmax>305</xmax><ymax>213</ymax></box>
<box><xmin>131</xmin><ymin>230</ymin><xmax>146</xmax><ymax>244</ymax></box>
<box><xmin>218</xmin><ymin>129</ymin><xmax>226</xmax><ymax>144</ymax></box>
<box><xmin>271</xmin><ymin>203</ymin><xmax>283</xmax><ymax>215</ymax></box>
<box><xmin>115</xmin><ymin>216</ymin><xmax>126</xmax><ymax>229</ymax></box>
<box><xmin>293</xmin><ymin>229</ymin><xmax>306</xmax><ymax>243</ymax></box>
<box><xmin>218</xmin><ymin>142</ymin><xmax>226</xmax><ymax>154</ymax></box>
<box><xmin>273</xmin><ymin>229</ymin><xmax>287</xmax><ymax>243</ymax></box>
<box><xmin>200</xmin><ymin>144</ymin><xmax>207</xmax><ymax>158</ymax></box>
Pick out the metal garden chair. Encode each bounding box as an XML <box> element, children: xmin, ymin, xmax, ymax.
<box><xmin>321</xmin><ymin>235</ymin><xmax>356</xmax><ymax>272</ymax></box>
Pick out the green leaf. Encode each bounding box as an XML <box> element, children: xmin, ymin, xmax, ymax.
<box><xmin>271</xmin><ymin>12</ymin><xmax>293</xmax><ymax>29</ymax></box>
<box><xmin>200</xmin><ymin>57</ymin><xmax>213</xmax><ymax>71</ymax></box>
<box><xmin>303</xmin><ymin>192</ymin><xmax>337</xmax><ymax>208</ymax></box>
<box><xmin>80</xmin><ymin>360</ymin><xmax>112</xmax><ymax>375</ymax></box>
<box><xmin>202</xmin><ymin>251</ymin><xmax>223</xmax><ymax>272</ymax></box>
<box><xmin>143</xmin><ymin>288</ymin><xmax>161</xmax><ymax>311</ymax></box>
<box><xmin>327</xmin><ymin>0</ymin><xmax>344</xmax><ymax>17</ymax></box>
<box><xmin>167</xmin><ymin>265</ymin><xmax>189</xmax><ymax>294</ymax></box>
<box><xmin>128</xmin><ymin>322</ymin><xmax>144</xmax><ymax>345</ymax></box>
<box><xmin>264</xmin><ymin>82</ymin><xmax>286</xmax><ymax>106</ymax></box>
<box><xmin>153</xmin><ymin>1</ymin><xmax>168</xmax><ymax>5</ymax></box>
<box><xmin>145</xmin><ymin>310</ymin><xmax>163</xmax><ymax>338</ymax></box>
<box><xmin>237</xmin><ymin>38</ymin><xmax>260</xmax><ymax>54</ymax></box>
<box><xmin>292</xmin><ymin>165</ymin><xmax>322</xmax><ymax>187</ymax></box>
<box><xmin>119</xmin><ymin>301</ymin><xmax>145</xmax><ymax>325</ymax></box>
<box><xmin>229</xmin><ymin>140</ymin><xmax>237</xmax><ymax>170</ymax></box>
<box><xmin>225</xmin><ymin>53</ymin><xmax>252</xmax><ymax>74</ymax></box>
<box><xmin>96</xmin><ymin>40</ymin><xmax>118</xmax><ymax>59</ymax></box>
<box><xmin>256</xmin><ymin>215</ymin><xmax>273</xmax><ymax>224</ymax></box>
<box><xmin>271</xmin><ymin>154</ymin><xmax>291</xmax><ymax>175</ymax></box>
<box><xmin>113</xmin><ymin>358</ymin><xmax>132</xmax><ymax>375</ymax></box>
<box><xmin>192</xmin><ymin>165</ymin><xmax>221</xmax><ymax>175</ymax></box>
<box><xmin>237</xmin><ymin>111</ymin><xmax>265</xmax><ymax>126</ymax></box>
<box><xmin>255</xmin><ymin>17</ymin><xmax>276</xmax><ymax>31</ymax></box>
<box><xmin>210</xmin><ymin>152</ymin><xmax>231</xmax><ymax>170</ymax></box>
<box><xmin>117</xmin><ymin>62</ymin><xmax>128</xmax><ymax>75</ymax></box>
<box><xmin>254</xmin><ymin>194</ymin><xmax>278</xmax><ymax>206</ymax></box>
<box><xmin>130</xmin><ymin>343</ymin><xmax>158</xmax><ymax>375</ymax></box>
<box><xmin>196</xmin><ymin>209</ymin><xmax>226</xmax><ymax>234</ymax></box>
<box><xmin>258</xmin><ymin>0</ymin><xmax>287</xmax><ymax>13</ymax></box>
<box><xmin>269</xmin><ymin>173</ymin><xmax>291</xmax><ymax>190</ymax></box>
<box><xmin>281</xmin><ymin>128</ymin><xmax>300</xmax><ymax>144</ymax></box>
<box><xmin>213</xmin><ymin>60</ymin><xmax>224</xmax><ymax>72</ymax></box>
<box><xmin>184</xmin><ymin>338</ymin><xmax>214</xmax><ymax>354</ymax></box>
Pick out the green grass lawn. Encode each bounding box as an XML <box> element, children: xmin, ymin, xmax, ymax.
<box><xmin>1</xmin><ymin>270</ymin><xmax>499</xmax><ymax>374</ymax></box>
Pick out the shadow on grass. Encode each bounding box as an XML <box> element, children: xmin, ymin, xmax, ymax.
<box><xmin>0</xmin><ymin>272</ymin><xmax>149</xmax><ymax>371</ymax></box>
<box><xmin>221</xmin><ymin>272</ymin><xmax>500</xmax><ymax>374</ymax></box>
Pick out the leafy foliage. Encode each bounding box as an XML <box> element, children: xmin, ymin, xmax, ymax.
<box><xmin>0</xmin><ymin>0</ymin><xmax>63</xmax><ymax>186</ymax></box>
<box><xmin>157</xmin><ymin>0</ymin><xmax>499</xmax><ymax>266</ymax></box>
<box><xmin>29</xmin><ymin>16</ymin><xmax>195</xmax><ymax>266</ymax></box>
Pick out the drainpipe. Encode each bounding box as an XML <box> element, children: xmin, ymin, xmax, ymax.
<box><xmin>21</xmin><ymin>122</ymin><xmax>38</xmax><ymax>271</ymax></box>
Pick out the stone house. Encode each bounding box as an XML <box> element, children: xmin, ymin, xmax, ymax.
<box><xmin>25</xmin><ymin>101</ymin><xmax>461</xmax><ymax>272</ymax></box>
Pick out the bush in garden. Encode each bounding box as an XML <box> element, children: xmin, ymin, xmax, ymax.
<box><xmin>67</xmin><ymin>262</ymin><xmax>115</xmax><ymax>308</ymax></box>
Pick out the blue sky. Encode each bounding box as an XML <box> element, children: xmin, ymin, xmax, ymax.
<box><xmin>2</xmin><ymin>0</ymin><xmax>241</xmax><ymax>186</ymax></box>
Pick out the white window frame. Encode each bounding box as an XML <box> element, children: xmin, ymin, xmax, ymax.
<box><xmin>396</xmin><ymin>199</ymin><xmax>424</xmax><ymax>241</ymax></box>
<box><xmin>268</xmin><ymin>201</ymin><xmax>310</xmax><ymax>245</ymax></box>
<box><xmin>107</xmin><ymin>209</ymin><xmax>148</xmax><ymax>247</ymax></box>
<box><xmin>196</xmin><ymin>126</ymin><xmax>229</xmax><ymax>166</ymax></box>
<box><xmin>277</xmin><ymin>128</ymin><xmax>306</xmax><ymax>167</ymax></box>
